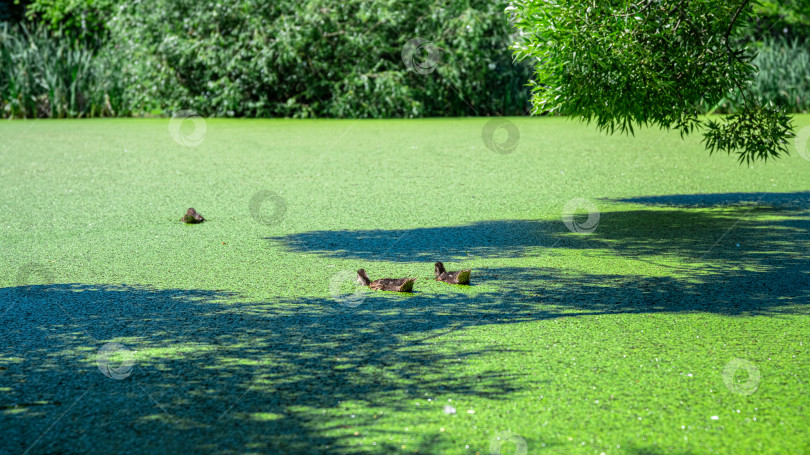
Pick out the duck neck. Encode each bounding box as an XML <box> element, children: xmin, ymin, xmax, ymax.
<box><xmin>435</xmin><ymin>263</ymin><xmax>446</xmax><ymax>276</ymax></box>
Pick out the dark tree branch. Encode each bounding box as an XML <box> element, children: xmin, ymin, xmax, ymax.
<box><xmin>725</xmin><ymin>0</ymin><xmax>750</xmax><ymax>54</ymax></box>
<box><xmin>725</xmin><ymin>1</ymin><xmax>754</xmax><ymax>105</ymax></box>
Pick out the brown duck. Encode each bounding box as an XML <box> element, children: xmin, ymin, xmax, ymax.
<box><xmin>181</xmin><ymin>208</ymin><xmax>205</xmax><ymax>224</ymax></box>
<box><xmin>357</xmin><ymin>269</ymin><xmax>415</xmax><ymax>292</ymax></box>
<box><xmin>434</xmin><ymin>262</ymin><xmax>471</xmax><ymax>285</ymax></box>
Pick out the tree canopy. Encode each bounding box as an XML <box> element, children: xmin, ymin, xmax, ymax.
<box><xmin>509</xmin><ymin>0</ymin><xmax>795</xmax><ymax>164</ymax></box>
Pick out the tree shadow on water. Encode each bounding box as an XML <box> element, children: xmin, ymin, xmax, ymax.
<box><xmin>267</xmin><ymin>191</ymin><xmax>810</xmax><ymax>317</ymax></box>
<box><xmin>613</xmin><ymin>191</ymin><xmax>810</xmax><ymax>208</ymax></box>
<box><xmin>0</xmin><ymin>283</ymin><xmax>542</xmax><ymax>454</ymax></box>
<box><xmin>266</xmin><ymin>219</ymin><xmax>559</xmax><ymax>262</ymax></box>
<box><xmin>3</xmin><ymin>192</ymin><xmax>809</xmax><ymax>453</ymax></box>
<box><xmin>266</xmin><ymin>192</ymin><xmax>809</xmax><ymax>264</ymax></box>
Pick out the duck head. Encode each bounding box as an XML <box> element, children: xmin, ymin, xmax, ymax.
<box><xmin>357</xmin><ymin>269</ymin><xmax>371</xmax><ymax>286</ymax></box>
<box><xmin>434</xmin><ymin>262</ymin><xmax>446</xmax><ymax>277</ymax></box>
<box><xmin>182</xmin><ymin>207</ymin><xmax>205</xmax><ymax>223</ymax></box>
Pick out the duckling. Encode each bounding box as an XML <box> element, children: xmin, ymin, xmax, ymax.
<box><xmin>434</xmin><ymin>262</ymin><xmax>471</xmax><ymax>285</ymax></box>
<box><xmin>181</xmin><ymin>208</ymin><xmax>205</xmax><ymax>224</ymax></box>
<box><xmin>357</xmin><ymin>269</ymin><xmax>415</xmax><ymax>292</ymax></box>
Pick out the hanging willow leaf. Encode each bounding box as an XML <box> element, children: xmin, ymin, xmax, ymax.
<box><xmin>509</xmin><ymin>0</ymin><xmax>796</xmax><ymax>164</ymax></box>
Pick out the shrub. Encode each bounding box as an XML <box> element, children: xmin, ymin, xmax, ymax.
<box><xmin>12</xmin><ymin>1</ymin><xmax>806</xmax><ymax>120</ymax></box>
<box><xmin>104</xmin><ymin>0</ymin><xmax>533</xmax><ymax>118</ymax></box>
<box><xmin>24</xmin><ymin>0</ymin><xmax>115</xmax><ymax>44</ymax></box>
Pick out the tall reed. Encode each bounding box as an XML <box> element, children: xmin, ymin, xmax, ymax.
<box><xmin>752</xmin><ymin>36</ymin><xmax>810</xmax><ymax>112</ymax></box>
<box><xmin>0</xmin><ymin>23</ymin><xmax>125</xmax><ymax>118</ymax></box>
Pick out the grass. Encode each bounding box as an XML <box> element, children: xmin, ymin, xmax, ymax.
<box><xmin>1</xmin><ymin>116</ymin><xmax>809</xmax><ymax>454</ymax></box>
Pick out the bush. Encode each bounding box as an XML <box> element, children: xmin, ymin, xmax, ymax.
<box><xmin>24</xmin><ymin>0</ymin><xmax>115</xmax><ymax>44</ymax></box>
<box><xmin>5</xmin><ymin>2</ymin><xmax>810</xmax><ymax>120</ymax></box>
<box><xmin>105</xmin><ymin>0</ymin><xmax>532</xmax><ymax>118</ymax></box>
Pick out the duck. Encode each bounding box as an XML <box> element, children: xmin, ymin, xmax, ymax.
<box><xmin>434</xmin><ymin>261</ymin><xmax>471</xmax><ymax>285</ymax></box>
<box><xmin>357</xmin><ymin>269</ymin><xmax>415</xmax><ymax>292</ymax></box>
<box><xmin>181</xmin><ymin>207</ymin><xmax>205</xmax><ymax>224</ymax></box>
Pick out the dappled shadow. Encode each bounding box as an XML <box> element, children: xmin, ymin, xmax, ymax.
<box><xmin>4</xmin><ymin>192</ymin><xmax>810</xmax><ymax>453</ymax></box>
<box><xmin>0</xmin><ymin>282</ymin><xmax>548</xmax><ymax>454</ymax></box>
<box><xmin>611</xmin><ymin>191</ymin><xmax>810</xmax><ymax>208</ymax></box>
<box><xmin>268</xmin><ymin>192</ymin><xmax>810</xmax><ymax>317</ymax></box>
<box><xmin>265</xmin><ymin>219</ymin><xmax>558</xmax><ymax>262</ymax></box>
<box><xmin>3</xmin><ymin>269</ymin><xmax>807</xmax><ymax>452</ymax></box>
<box><xmin>267</xmin><ymin>192</ymin><xmax>810</xmax><ymax>265</ymax></box>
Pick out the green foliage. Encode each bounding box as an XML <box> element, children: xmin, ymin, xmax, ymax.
<box><xmin>744</xmin><ymin>36</ymin><xmax>810</xmax><ymax>113</ymax></box>
<box><xmin>24</xmin><ymin>0</ymin><xmax>114</xmax><ymax>43</ymax></box>
<box><xmin>510</xmin><ymin>0</ymin><xmax>796</xmax><ymax>163</ymax></box>
<box><xmin>2</xmin><ymin>0</ymin><xmax>531</xmax><ymax>119</ymax></box>
<box><xmin>755</xmin><ymin>1</ymin><xmax>810</xmax><ymax>25</ymax></box>
<box><xmin>702</xmin><ymin>36</ymin><xmax>810</xmax><ymax>117</ymax></box>
<box><xmin>104</xmin><ymin>0</ymin><xmax>532</xmax><ymax>118</ymax></box>
<box><xmin>704</xmin><ymin>103</ymin><xmax>793</xmax><ymax>164</ymax></box>
<box><xmin>10</xmin><ymin>0</ymin><xmax>806</xmax><ymax>127</ymax></box>
<box><xmin>702</xmin><ymin>36</ymin><xmax>810</xmax><ymax>163</ymax></box>
<box><xmin>747</xmin><ymin>1</ymin><xmax>810</xmax><ymax>42</ymax></box>
<box><xmin>0</xmin><ymin>22</ymin><xmax>125</xmax><ymax>118</ymax></box>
